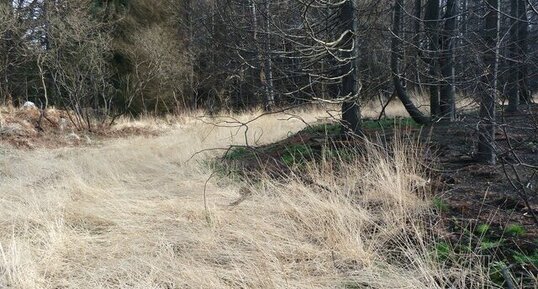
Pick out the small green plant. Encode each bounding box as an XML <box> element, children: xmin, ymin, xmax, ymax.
<box><xmin>476</xmin><ymin>224</ymin><xmax>490</xmax><ymax>235</ymax></box>
<box><xmin>512</xmin><ymin>251</ymin><xmax>538</xmax><ymax>266</ymax></box>
<box><xmin>434</xmin><ymin>241</ymin><xmax>453</xmax><ymax>261</ymax></box>
<box><xmin>433</xmin><ymin>197</ymin><xmax>449</xmax><ymax>212</ymax></box>
<box><xmin>489</xmin><ymin>261</ymin><xmax>508</xmax><ymax>286</ymax></box>
<box><xmin>479</xmin><ymin>239</ymin><xmax>503</xmax><ymax>250</ymax></box>
<box><xmin>505</xmin><ymin>224</ymin><xmax>525</xmax><ymax>237</ymax></box>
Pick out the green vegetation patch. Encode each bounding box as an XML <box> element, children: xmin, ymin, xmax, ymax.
<box><xmin>512</xmin><ymin>250</ymin><xmax>538</xmax><ymax>266</ymax></box>
<box><xmin>281</xmin><ymin>143</ymin><xmax>314</xmax><ymax>166</ymax></box>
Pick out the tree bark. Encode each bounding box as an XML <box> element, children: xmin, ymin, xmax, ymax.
<box><xmin>262</xmin><ymin>0</ymin><xmax>275</xmax><ymax>111</ymax></box>
<box><xmin>424</xmin><ymin>0</ymin><xmax>440</xmax><ymax>118</ymax></box>
<box><xmin>439</xmin><ymin>0</ymin><xmax>457</xmax><ymax>121</ymax></box>
<box><xmin>413</xmin><ymin>0</ymin><xmax>422</xmax><ymax>90</ymax></box>
<box><xmin>516</xmin><ymin>0</ymin><xmax>530</xmax><ymax>104</ymax></box>
<box><xmin>392</xmin><ymin>0</ymin><xmax>430</xmax><ymax>125</ymax></box>
<box><xmin>340</xmin><ymin>0</ymin><xmax>362</xmax><ymax>135</ymax></box>
<box><xmin>506</xmin><ymin>0</ymin><xmax>520</xmax><ymax>112</ymax></box>
<box><xmin>477</xmin><ymin>0</ymin><xmax>499</xmax><ymax>164</ymax></box>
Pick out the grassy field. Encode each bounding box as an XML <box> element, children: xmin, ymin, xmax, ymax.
<box><xmin>0</xmin><ymin>105</ymin><xmax>497</xmax><ymax>288</ymax></box>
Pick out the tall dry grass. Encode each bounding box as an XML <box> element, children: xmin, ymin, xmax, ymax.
<box><xmin>0</xmin><ymin>107</ymin><xmax>496</xmax><ymax>288</ymax></box>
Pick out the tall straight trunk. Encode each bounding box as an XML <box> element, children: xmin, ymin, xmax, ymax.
<box><xmin>424</xmin><ymin>0</ymin><xmax>440</xmax><ymax>118</ymax></box>
<box><xmin>506</xmin><ymin>0</ymin><xmax>520</xmax><ymax>112</ymax></box>
<box><xmin>262</xmin><ymin>0</ymin><xmax>275</xmax><ymax>111</ymax></box>
<box><xmin>477</xmin><ymin>0</ymin><xmax>499</xmax><ymax>164</ymax></box>
<box><xmin>392</xmin><ymin>0</ymin><xmax>430</xmax><ymax>125</ymax></box>
<box><xmin>1</xmin><ymin>0</ymin><xmax>14</xmax><ymax>106</ymax></box>
<box><xmin>413</xmin><ymin>0</ymin><xmax>422</xmax><ymax>90</ymax></box>
<box><xmin>517</xmin><ymin>0</ymin><xmax>530</xmax><ymax>104</ymax></box>
<box><xmin>439</xmin><ymin>0</ymin><xmax>457</xmax><ymax>121</ymax></box>
<box><xmin>340</xmin><ymin>0</ymin><xmax>362</xmax><ymax>135</ymax></box>
<box><xmin>250</xmin><ymin>0</ymin><xmax>263</xmax><ymax>107</ymax></box>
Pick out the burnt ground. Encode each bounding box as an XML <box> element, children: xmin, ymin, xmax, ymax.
<box><xmin>220</xmin><ymin>105</ymin><xmax>538</xmax><ymax>287</ymax></box>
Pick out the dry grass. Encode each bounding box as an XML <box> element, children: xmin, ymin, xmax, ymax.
<box><xmin>0</xmin><ymin>107</ymin><xmax>496</xmax><ymax>288</ymax></box>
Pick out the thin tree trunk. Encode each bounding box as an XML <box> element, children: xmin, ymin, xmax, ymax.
<box><xmin>413</xmin><ymin>0</ymin><xmax>422</xmax><ymax>90</ymax></box>
<box><xmin>250</xmin><ymin>0</ymin><xmax>262</xmax><ymax>107</ymax></box>
<box><xmin>439</xmin><ymin>0</ymin><xmax>457</xmax><ymax>121</ymax></box>
<box><xmin>392</xmin><ymin>0</ymin><xmax>430</xmax><ymax>125</ymax></box>
<box><xmin>477</xmin><ymin>0</ymin><xmax>499</xmax><ymax>164</ymax></box>
<box><xmin>506</xmin><ymin>0</ymin><xmax>520</xmax><ymax>112</ymax></box>
<box><xmin>1</xmin><ymin>0</ymin><xmax>14</xmax><ymax>106</ymax></box>
<box><xmin>424</xmin><ymin>0</ymin><xmax>440</xmax><ymax>118</ymax></box>
<box><xmin>517</xmin><ymin>0</ymin><xmax>530</xmax><ymax>104</ymax></box>
<box><xmin>340</xmin><ymin>0</ymin><xmax>362</xmax><ymax>135</ymax></box>
<box><xmin>262</xmin><ymin>0</ymin><xmax>275</xmax><ymax>111</ymax></box>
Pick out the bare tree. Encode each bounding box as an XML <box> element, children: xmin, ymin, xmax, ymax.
<box><xmin>424</xmin><ymin>0</ymin><xmax>440</xmax><ymax>118</ymax></box>
<box><xmin>340</xmin><ymin>0</ymin><xmax>362</xmax><ymax>135</ymax></box>
<box><xmin>391</xmin><ymin>0</ymin><xmax>430</xmax><ymax>124</ymax></box>
<box><xmin>476</xmin><ymin>0</ymin><xmax>500</xmax><ymax>164</ymax></box>
<box><xmin>439</xmin><ymin>0</ymin><xmax>458</xmax><ymax>121</ymax></box>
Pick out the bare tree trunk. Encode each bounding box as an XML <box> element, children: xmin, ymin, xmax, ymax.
<box><xmin>424</xmin><ymin>0</ymin><xmax>440</xmax><ymax>118</ymax></box>
<box><xmin>517</xmin><ymin>0</ymin><xmax>530</xmax><ymax>104</ymax></box>
<box><xmin>262</xmin><ymin>0</ymin><xmax>275</xmax><ymax>111</ymax></box>
<box><xmin>392</xmin><ymin>0</ymin><xmax>430</xmax><ymax>125</ymax></box>
<box><xmin>439</xmin><ymin>0</ymin><xmax>457</xmax><ymax>121</ymax></box>
<box><xmin>506</xmin><ymin>0</ymin><xmax>520</xmax><ymax>112</ymax></box>
<box><xmin>1</xmin><ymin>0</ymin><xmax>14</xmax><ymax>106</ymax></box>
<box><xmin>413</xmin><ymin>0</ymin><xmax>422</xmax><ymax>90</ymax></box>
<box><xmin>477</xmin><ymin>0</ymin><xmax>499</xmax><ymax>164</ymax></box>
<box><xmin>340</xmin><ymin>0</ymin><xmax>362</xmax><ymax>135</ymax></box>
